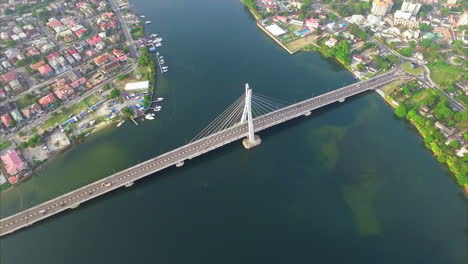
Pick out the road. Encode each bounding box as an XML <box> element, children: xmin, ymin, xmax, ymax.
<box><xmin>0</xmin><ymin>64</ymin><xmax>136</xmax><ymax>142</ymax></box>
<box><xmin>315</xmin><ymin>2</ymin><xmax>465</xmax><ymax>111</ymax></box>
<box><xmin>0</xmin><ymin>69</ymin><xmax>406</xmax><ymax>237</ymax></box>
<box><xmin>109</xmin><ymin>0</ymin><xmax>138</xmax><ymax>58</ymax></box>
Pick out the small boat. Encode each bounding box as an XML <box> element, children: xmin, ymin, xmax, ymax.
<box><xmin>150</xmin><ymin>34</ymin><xmax>157</xmax><ymax>38</ymax></box>
<box><xmin>145</xmin><ymin>21</ymin><xmax>152</xmax><ymax>24</ymax></box>
<box><xmin>160</xmin><ymin>56</ymin><xmax>164</xmax><ymax>59</ymax></box>
<box><xmin>117</xmin><ymin>120</ymin><xmax>125</xmax><ymax>127</ymax></box>
<box><xmin>160</xmin><ymin>59</ymin><xmax>165</xmax><ymax>64</ymax></box>
<box><xmin>140</xmin><ymin>15</ymin><xmax>146</xmax><ymax>18</ymax></box>
<box><xmin>155</xmin><ymin>38</ymin><xmax>163</xmax><ymax>42</ymax></box>
<box><xmin>156</xmin><ymin>52</ymin><xmax>160</xmax><ymax>56</ymax></box>
<box><xmin>163</xmin><ymin>69</ymin><xmax>168</xmax><ymax>73</ymax></box>
<box><xmin>145</xmin><ymin>114</ymin><xmax>155</xmax><ymax>120</ymax></box>
<box><xmin>155</xmin><ymin>43</ymin><xmax>162</xmax><ymax>47</ymax></box>
<box><xmin>162</xmin><ymin>66</ymin><xmax>169</xmax><ymax>70</ymax></box>
<box><xmin>156</xmin><ymin>97</ymin><xmax>164</xmax><ymax>101</ymax></box>
<box><xmin>154</xmin><ymin>108</ymin><xmax>161</xmax><ymax>112</ymax></box>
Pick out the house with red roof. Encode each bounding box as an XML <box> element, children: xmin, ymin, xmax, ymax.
<box><xmin>46</xmin><ymin>52</ymin><xmax>60</xmax><ymax>62</ymax></box>
<box><xmin>26</xmin><ymin>47</ymin><xmax>40</xmax><ymax>57</ymax></box>
<box><xmin>75</xmin><ymin>28</ymin><xmax>88</xmax><ymax>38</ymax></box>
<box><xmin>85</xmin><ymin>49</ymin><xmax>97</xmax><ymax>57</ymax></box>
<box><xmin>1</xmin><ymin>113</ymin><xmax>13</xmax><ymax>127</ymax></box>
<box><xmin>86</xmin><ymin>34</ymin><xmax>103</xmax><ymax>46</ymax></box>
<box><xmin>1</xmin><ymin>71</ymin><xmax>18</xmax><ymax>83</ymax></box>
<box><xmin>37</xmin><ymin>64</ymin><xmax>54</xmax><ymax>77</ymax></box>
<box><xmin>53</xmin><ymin>84</ymin><xmax>74</xmax><ymax>99</ymax></box>
<box><xmin>93</xmin><ymin>54</ymin><xmax>109</xmax><ymax>66</ymax></box>
<box><xmin>0</xmin><ymin>150</ymin><xmax>26</xmax><ymax>176</ymax></box>
<box><xmin>38</xmin><ymin>93</ymin><xmax>57</xmax><ymax>106</ymax></box>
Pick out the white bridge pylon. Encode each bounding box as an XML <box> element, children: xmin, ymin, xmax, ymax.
<box><xmin>240</xmin><ymin>83</ymin><xmax>262</xmax><ymax>149</ymax></box>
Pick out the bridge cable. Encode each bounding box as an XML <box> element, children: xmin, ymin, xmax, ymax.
<box><xmin>190</xmin><ymin>95</ymin><xmax>245</xmax><ymax>142</ymax></box>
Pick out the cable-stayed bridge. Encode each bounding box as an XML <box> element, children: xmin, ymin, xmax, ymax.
<box><xmin>0</xmin><ymin>69</ymin><xmax>408</xmax><ymax>237</ymax></box>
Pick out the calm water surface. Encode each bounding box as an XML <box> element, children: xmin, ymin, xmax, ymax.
<box><xmin>0</xmin><ymin>0</ymin><xmax>466</xmax><ymax>263</ymax></box>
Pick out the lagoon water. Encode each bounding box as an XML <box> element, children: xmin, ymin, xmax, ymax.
<box><xmin>0</xmin><ymin>0</ymin><xmax>466</xmax><ymax>263</ymax></box>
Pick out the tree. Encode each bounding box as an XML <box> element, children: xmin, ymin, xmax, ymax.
<box><xmin>398</xmin><ymin>47</ymin><xmax>413</xmax><ymax>57</ymax></box>
<box><xmin>110</xmin><ymin>88</ymin><xmax>121</xmax><ymax>98</ymax></box>
<box><xmin>421</xmin><ymin>39</ymin><xmax>432</xmax><ymax>48</ymax></box>
<box><xmin>357</xmin><ymin>63</ymin><xmax>365</xmax><ymax>71</ymax></box>
<box><xmin>122</xmin><ymin>106</ymin><xmax>133</xmax><ymax>117</ymax></box>
<box><xmin>448</xmin><ymin>140</ymin><xmax>461</xmax><ymax>149</ymax></box>
<box><xmin>419</xmin><ymin>24</ymin><xmax>433</xmax><ymax>32</ymax></box>
<box><xmin>394</xmin><ymin>104</ymin><xmax>407</xmax><ymax>118</ymax></box>
<box><xmin>386</xmin><ymin>54</ymin><xmax>399</xmax><ymax>64</ymax></box>
<box><xmin>3</xmin><ymin>8</ymin><xmax>13</xmax><ymax>15</ymax></box>
<box><xmin>409</xmin><ymin>41</ymin><xmax>416</xmax><ymax>49</ymax></box>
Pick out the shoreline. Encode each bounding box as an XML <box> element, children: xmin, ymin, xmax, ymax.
<box><xmin>242</xmin><ymin>2</ymin><xmax>468</xmax><ymax>196</ymax></box>
<box><xmin>0</xmin><ymin>1</ymin><xmax>158</xmax><ymax>192</ymax></box>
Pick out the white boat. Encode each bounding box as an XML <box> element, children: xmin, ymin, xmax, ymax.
<box><xmin>145</xmin><ymin>114</ymin><xmax>155</xmax><ymax>120</ymax></box>
<box><xmin>154</xmin><ymin>108</ymin><xmax>161</xmax><ymax>112</ymax></box>
<box><xmin>162</xmin><ymin>66</ymin><xmax>169</xmax><ymax>70</ymax></box>
<box><xmin>117</xmin><ymin>120</ymin><xmax>125</xmax><ymax>127</ymax></box>
<box><xmin>163</xmin><ymin>69</ymin><xmax>168</xmax><ymax>73</ymax></box>
<box><xmin>155</xmin><ymin>43</ymin><xmax>162</xmax><ymax>47</ymax></box>
<box><xmin>140</xmin><ymin>15</ymin><xmax>145</xmax><ymax>18</ymax></box>
<box><xmin>150</xmin><ymin>34</ymin><xmax>157</xmax><ymax>38</ymax></box>
<box><xmin>160</xmin><ymin>56</ymin><xmax>164</xmax><ymax>59</ymax></box>
<box><xmin>155</xmin><ymin>38</ymin><xmax>163</xmax><ymax>42</ymax></box>
<box><xmin>156</xmin><ymin>97</ymin><xmax>164</xmax><ymax>101</ymax></box>
<box><xmin>156</xmin><ymin>52</ymin><xmax>160</xmax><ymax>56</ymax></box>
<box><xmin>145</xmin><ymin>21</ymin><xmax>152</xmax><ymax>24</ymax></box>
<box><xmin>160</xmin><ymin>59</ymin><xmax>165</xmax><ymax>64</ymax></box>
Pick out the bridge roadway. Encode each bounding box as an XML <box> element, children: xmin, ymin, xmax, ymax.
<box><xmin>0</xmin><ymin>69</ymin><xmax>407</xmax><ymax>237</ymax></box>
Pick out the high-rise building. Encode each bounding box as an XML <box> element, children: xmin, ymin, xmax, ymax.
<box><xmin>400</xmin><ymin>0</ymin><xmax>422</xmax><ymax>16</ymax></box>
<box><xmin>457</xmin><ymin>12</ymin><xmax>468</xmax><ymax>27</ymax></box>
<box><xmin>371</xmin><ymin>0</ymin><xmax>394</xmax><ymax>16</ymax></box>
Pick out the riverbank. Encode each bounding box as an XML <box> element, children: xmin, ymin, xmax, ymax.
<box><xmin>241</xmin><ymin>1</ymin><xmax>467</xmax><ymax>194</ymax></box>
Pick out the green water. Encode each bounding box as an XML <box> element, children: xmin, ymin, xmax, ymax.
<box><xmin>0</xmin><ymin>0</ymin><xmax>466</xmax><ymax>263</ymax></box>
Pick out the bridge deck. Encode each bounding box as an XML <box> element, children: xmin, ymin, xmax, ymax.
<box><xmin>0</xmin><ymin>70</ymin><xmax>406</xmax><ymax>237</ymax></box>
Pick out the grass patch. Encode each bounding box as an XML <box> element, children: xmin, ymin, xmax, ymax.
<box><xmin>285</xmin><ymin>35</ymin><xmax>316</xmax><ymax>53</ymax></box>
<box><xmin>428</xmin><ymin>62</ymin><xmax>465</xmax><ymax>87</ymax></box>
<box><xmin>83</xmin><ymin>93</ymin><xmax>101</xmax><ymax>106</ymax></box>
<box><xmin>0</xmin><ymin>141</ymin><xmax>12</xmax><ymax>151</ymax></box>
<box><xmin>401</xmin><ymin>61</ymin><xmax>423</xmax><ymax>75</ymax></box>
<box><xmin>0</xmin><ymin>182</ymin><xmax>12</xmax><ymax>192</ymax></box>
<box><xmin>380</xmin><ymin>80</ymin><xmax>405</xmax><ymax>97</ymax></box>
<box><xmin>406</xmin><ymin>89</ymin><xmax>431</xmax><ymax>105</ymax></box>
<box><xmin>43</xmin><ymin>102</ymin><xmax>89</xmax><ymax>129</ymax></box>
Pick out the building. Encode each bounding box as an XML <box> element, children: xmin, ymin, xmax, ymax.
<box><xmin>371</xmin><ymin>0</ymin><xmax>393</xmax><ymax>16</ymax></box>
<box><xmin>38</xmin><ymin>93</ymin><xmax>57</xmax><ymax>107</ymax></box>
<box><xmin>124</xmin><ymin>81</ymin><xmax>150</xmax><ymax>92</ymax></box>
<box><xmin>1</xmin><ymin>113</ymin><xmax>13</xmax><ymax>127</ymax></box>
<box><xmin>394</xmin><ymin>10</ymin><xmax>420</xmax><ymax>28</ymax></box>
<box><xmin>0</xmin><ymin>150</ymin><xmax>25</xmax><ymax>176</ymax></box>
<box><xmin>457</xmin><ymin>12</ymin><xmax>468</xmax><ymax>27</ymax></box>
<box><xmin>400</xmin><ymin>0</ymin><xmax>421</xmax><ymax>16</ymax></box>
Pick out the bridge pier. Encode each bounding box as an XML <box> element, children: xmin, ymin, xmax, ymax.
<box><xmin>125</xmin><ymin>182</ymin><xmax>134</xmax><ymax>187</ymax></box>
<box><xmin>338</xmin><ymin>98</ymin><xmax>345</xmax><ymax>103</ymax></box>
<box><xmin>242</xmin><ymin>135</ymin><xmax>262</xmax><ymax>149</ymax></box>
<box><xmin>176</xmin><ymin>161</ymin><xmax>184</xmax><ymax>167</ymax></box>
<box><xmin>70</xmin><ymin>204</ymin><xmax>80</xmax><ymax>209</ymax></box>
<box><xmin>304</xmin><ymin>111</ymin><xmax>311</xmax><ymax>117</ymax></box>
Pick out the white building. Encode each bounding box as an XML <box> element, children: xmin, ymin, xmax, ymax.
<box><xmin>371</xmin><ymin>0</ymin><xmax>393</xmax><ymax>17</ymax></box>
<box><xmin>400</xmin><ymin>0</ymin><xmax>421</xmax><ymax>16</ymax></box>
<box><xmin>124</xmin><ymin>81</ymin><xmax>150</xmax><ymax>92</ymax></box>
<box><xmin>393</xmin><ymin>10</ymin><xmax>419</xmax><ymax>28</ymax></box>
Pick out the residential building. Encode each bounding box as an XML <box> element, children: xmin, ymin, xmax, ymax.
<box><xmin>400</xmin><ymin>0</ymin><xmax>421</xmax><ymax>16</ymax></box>
<box><xmin>38</xmin><ymin>93</ymin><xmax>57</xmax><ymax>107</ymax></box>
<box><xmin>0</xmin><ymin>150</ymin><xmax>25</xmax><ymax>176</ymax></box>
<box><xmin>371</xmin><ymin>0</ymin><xmax>393</xmax><ymax>16</ymax></box>
<box><xmin>1</xmin><ymin>113</ymin><xmax>13</xmax><ymax>127</ymax></box>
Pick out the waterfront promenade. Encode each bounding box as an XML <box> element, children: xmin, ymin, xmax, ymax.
<box><xmin>0</xmin><ymin>69</ymin><xmax>408</xmax><ymax>237</ymax></box>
